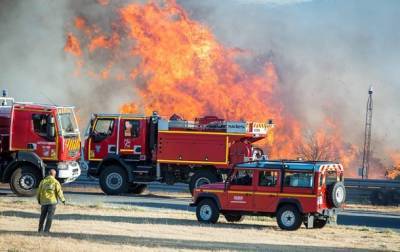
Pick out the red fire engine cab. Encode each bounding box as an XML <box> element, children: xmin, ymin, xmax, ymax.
<box><xmin>0</xmin><ymin>92</ymin><xmax>81</xmax><ymax>196</ymax></box>
<box><xmin>84</xmin><ymin>112</ymin><xmax>272</xmax><ymax>195</ymax></box>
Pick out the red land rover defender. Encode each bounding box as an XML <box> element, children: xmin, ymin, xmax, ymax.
<box><xmin>191</xmin><ymin>160</ymin><xmax>346</xmax><ymax>230</ymax></box>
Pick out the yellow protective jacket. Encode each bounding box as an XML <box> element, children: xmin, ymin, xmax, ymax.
<box><xmin>36</xmin><ymin>176</ymin><xmax>65</xmax><ymax>205</ymax></box>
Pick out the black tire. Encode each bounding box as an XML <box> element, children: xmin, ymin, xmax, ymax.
<box><xmin>10</xmin><ymin>166</ymin><xmax>41</xmax><ymax>197</ymax></box>
<box><xmin>304</xmin><ymin>218</ymin><xmax>327</xmax><ymax>229</ymax></box>
<box><xmin>189</xmin><ymin>170</ymin><xmax>219</xmax><ymax>195</ymax></box>
<box><xmin>314</xmin><ymin>219</ymin><xmax>327</xmax><ymax>229</ymax></box>
<box><xmin>99</xmin><ymin>165</ymin><xmax>128</xmax><ymax>195</ymax></box>
<box><xmin>196</xmin><ymin>199</ymin><xmax>219</xmax><ymax>224</ymax></box>
<box><xmin>327</xmin><ymin>182</ymin><xmax>346</xmax><ymax>208</ymax></box>
<box><xmin>128</xmin><ymin>183</ymin><xmax>147</xmax><ymax>194</ymax></box>
<box><xmin>224</xmin><ymin>214</ymin><xmax>244</xmax><ymax>222</ymax></box>
<box><xmin>276</xmin><ymin>205</ymin><xmax>302</xmax><ymax>231</ymax></box>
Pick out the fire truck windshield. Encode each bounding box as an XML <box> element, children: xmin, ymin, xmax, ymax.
<box><xmin>57</xmin><ymin>110</ymin><xmax>79</xmax><ymax>136</ymax></box>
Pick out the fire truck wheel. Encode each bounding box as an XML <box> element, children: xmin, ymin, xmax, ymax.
<box><xmin>196</xmin><ymin>199</ymin><xmax>219</xmax><ymax>224</ymax></box>
<box><xmin>189</xmin><ymin>170</ymin><xmax>218</xmax><ymax>195</ymax></box>
<box><xmin>99</xmin><ymin>165</ymin><xmax>128</xmax><ymax>195</ymax></box>
<box><xmin>276</xmin><ymin>205</ymin><xmax>302</xmax><ymax>231</ymax></box>
<box><xmin>10</xmin><ymin>166</ymin><xmax>41</xmax><ymax>197</ymax></box>
<box><xmin>128</xmin><ymin>183</ymin><xmax>147</xmax><ymax>194</ymax></box>
<box><xmin>327</xmin><ymin>182</ymin><xmax>346</xmax><ymax>208</ymax></box>
<box><xmin>224</xmin><ymin>214</ymin><xmax>244</xmax><ymax>222</ymax></box>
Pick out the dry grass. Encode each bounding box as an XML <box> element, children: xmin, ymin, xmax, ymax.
<box><xmin>0</xmin><ymin>198</ymin><xmax>399</xmax><ymax>252</ymax></box>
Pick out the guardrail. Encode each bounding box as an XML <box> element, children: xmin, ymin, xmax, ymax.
<box><xmin>344</xmin><ymin>178</ymin><xmax>400</xmax><ymax>205</ymax></box>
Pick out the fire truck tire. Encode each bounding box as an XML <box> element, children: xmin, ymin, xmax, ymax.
<box><xmin>128</xmin><ymin>183</ymin><xmax>147</xmax><ymax>194</ymax></box>
<box><xmin>189</xmin><ymin>170</ymin><xmax>219</xmax><ymax>195</ymax></box>
<box><xmin>276</xmin><ymin>205</ymin><xmax>302</xmax><ymax>231</ymax></box>
<box><xmin>224</xmin><ymin>214</ymin><xmax>244</xmax><ymax>222</ymax></box>
<box><xmin>99</xmin><ymin>165</ymin><xmax>128</xmax><ymax>195</ymax></box>
<box><xmin>196</xmin><ymin>199</ymin><xmax>219</xmax><ymax>224</ymax></box>
<box><xmin>327</xmin><ymin>182</ymin><xmax>346</xmax><ymax>208</ymax></box>
<box><xmin>10</xmin><ymin>166</ymin><xmax>41</xmax><ymax>197</ymax></box>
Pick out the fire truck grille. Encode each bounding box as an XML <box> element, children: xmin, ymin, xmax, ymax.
<box><xmin>65</xmin><ymin>138</ymin><xmax>80</xmax><ymax>152</ymax></box>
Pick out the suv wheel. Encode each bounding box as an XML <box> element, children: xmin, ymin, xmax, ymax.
<box><xmin>128</xmin><ymin>183</ymin><xmax>147</xmax><ymax>194</ymax></box>
<box><xmin>276</xmin><ymin>205</ymin><xmax>302</xmax><ymax>231</ymax></box>
<box><xmin>327</xmin><ymin>182</ymin><xmax>346</xmax><ymax>208</ymax></box>
<box><xmin>196</xmin><ymin>199</ymin><xmax>219</xmax><ymax>224</ymax></box>
<box><xmin>224</xmin><ymin>214</ymin><xmax>244</xmax><ymax>222</ymax></box>
<box><xmin>314</xmin><ymin>219</ymin><xmax>327</xmax><ymax>229</ymax></box>
<box><xmin>189</xmin><ymin>170</ymin><xmax>219</xmax><ymax>195</ymax></box>
<box><xmin>99</xmin><ymin>165</ymin><xmax>128</xmax><ymax>195</ymax></box>
<box><xmin>10</xmin><ymin>166</ymin><xmax>41</xmax><ymax>197</ymax></box>
<box><xmin>304</xmin><ymin>218</ymin><xmax>327</xmax><ymax>229</ymax></box>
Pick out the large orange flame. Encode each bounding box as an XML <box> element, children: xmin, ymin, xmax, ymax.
<box><xmin>64</xmin><ymin>0</ymin><xmax>395</xmax><ymax>178</ymax></box>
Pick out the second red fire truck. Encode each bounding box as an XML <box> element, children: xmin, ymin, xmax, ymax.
<box><xmin>84</xmin><ymin>113</ymin><xmax>273</xmax><ymax>195</ymax></box>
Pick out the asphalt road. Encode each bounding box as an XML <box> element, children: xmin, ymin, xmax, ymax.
<box><xmin>1</xmin><ymin>183</ymin><xmax>399</xmax><ymax>230</ymax></box>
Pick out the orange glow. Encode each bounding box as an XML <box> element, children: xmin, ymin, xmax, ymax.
<box><xmin>64</xmin><ymin>33</ymin><xmax>81</xmax><ymax>57</ymax></box>
<box><xmin>387</xmin><ymin>152</ymin><xmax>400</xmax><ymax>179</ymax></box>
<box><xmin>65</xmin><ymin>0</ymin><xmax>396</xmax><ymax>178</ymax></box>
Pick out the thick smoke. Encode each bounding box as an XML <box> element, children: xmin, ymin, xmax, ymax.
<box><xmin>0</xmin><ymin>0</ymin><xmax>136</xmax><ymax>124</ymax></box>
<box><xmin>179</xmin><ymin>0</ymin><xmax>400</xmax><ymax>163</ymax></box>
<box><xmin>1</xmin><ymin>0</ymin><xmax>399</xmax><ymax>172</ymax></box>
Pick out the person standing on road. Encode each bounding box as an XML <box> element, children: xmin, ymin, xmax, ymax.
<box><xmin>36</xmin><ymin>169</ymin><xmax>65</xmax><ymax>233</ymax></box>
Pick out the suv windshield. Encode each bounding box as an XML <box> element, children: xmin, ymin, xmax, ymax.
<box><xmin>57</xmin><ymin>108</ymin><xmax>79</xmax><ymax>135</ymax></box>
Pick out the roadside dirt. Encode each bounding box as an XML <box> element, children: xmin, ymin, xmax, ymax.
<box><xmin>0</xmin><ymin>198</ymin><xmax>398</xmax><ymax>252</ymax></box>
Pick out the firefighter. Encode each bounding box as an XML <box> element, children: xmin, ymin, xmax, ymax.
<box><xmin>36</xmin><ymin>169</ymin><xmax>65</xmax><ymax>233</ymax></box>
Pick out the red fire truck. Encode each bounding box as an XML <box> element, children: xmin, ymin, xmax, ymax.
<box><xmin>0</xmin><ymin>92</ymin><xmax>81</xmax><ymax>196</ymax></box>
<box><xmin>84</xmin><ymin>112</ymin><xmax>272</xmax><ymax>195</ymax></box>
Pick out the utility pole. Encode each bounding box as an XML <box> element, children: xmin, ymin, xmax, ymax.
<box><xmin>361</xmin><ymin>86</ymin><xmax>373</xmax><ymax>179</ymax></box>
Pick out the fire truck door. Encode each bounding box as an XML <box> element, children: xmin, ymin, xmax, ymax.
<box><xmin>119</xmin><ymin>119</ymin><xmax>143</xmax><ymax>159</ymax></box>
<box><xmin>88</xmin><ymin>118</ymin><xmax>117</xmax><ymax>161</ymax></box>
<box><xmin>12</xmin><ymin>109</ymin><xmax>57</xmax><ymax>160</ymax></box>
<box><xmin>254</xmin><ymin>170</ymin><xmax>280</xmax><ymax>212</ymax></box>
<box><xmin>227</xmin><ymin>169</ymin><xmax>255</xmax><ymax>211</ymax></box>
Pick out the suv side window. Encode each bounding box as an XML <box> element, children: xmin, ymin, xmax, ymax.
<box><xmin>259</xmin><ymin>171</ymin><xmax>278</xmax><ymax>187</ymax></box>
<box><xmin>284</xmin><ymin>171</ymin><xmax>314</xmax><ymax>188</ymax></box>
<box><xmin>124</xmin><ymin>120</ymin><xmax>140</xmax><ymax>138</ymax></box>
<box><xmin>94</xmin><ymin>119</ymin><xmax>115</xmax><ymax>136</ymax></box>
<box><xmin>231</xmin><ymin>169</ymin><xmax>253</xmax><ymax>186</ymax></box>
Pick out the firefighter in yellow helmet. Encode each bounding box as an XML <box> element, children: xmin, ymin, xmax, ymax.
<box><xmin>36</xmin><ymin>169</ymin><xmax>65</xmax><ymax>233</ymax></box>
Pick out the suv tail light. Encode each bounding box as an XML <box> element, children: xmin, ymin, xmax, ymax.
<box><xmin>317</xmin><ymin>195</ymin><xmax>323</xmax><ymax>205</ymax></box>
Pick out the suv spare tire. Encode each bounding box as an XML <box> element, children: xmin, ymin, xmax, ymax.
<box><xmin>327</xmin><ymin>182</ymin><xmax>346</xmax><ymax>208</ymax></box>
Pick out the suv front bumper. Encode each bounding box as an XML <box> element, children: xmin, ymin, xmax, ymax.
<box><xmin>57</xmin><ymin>161</ymin><xmax>81</xmax><ymax>184</ymax></box>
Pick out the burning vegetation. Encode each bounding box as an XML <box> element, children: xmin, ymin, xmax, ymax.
<box><xmin>64</xmin><ymin>0</ymin><xmax>397</xmax><ymax>178</ymax></box>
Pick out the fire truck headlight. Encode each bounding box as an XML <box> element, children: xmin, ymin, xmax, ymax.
<box><xmin>57</xmin><ymin>162</ymin><xmax>69</xmax><ymax>170</ymax></box>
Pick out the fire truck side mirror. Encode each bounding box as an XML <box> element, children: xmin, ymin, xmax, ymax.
<box><xmin>46</xmin><ymin>115</ymin><xmax>56</xmax><ymax>140</ymax></box>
